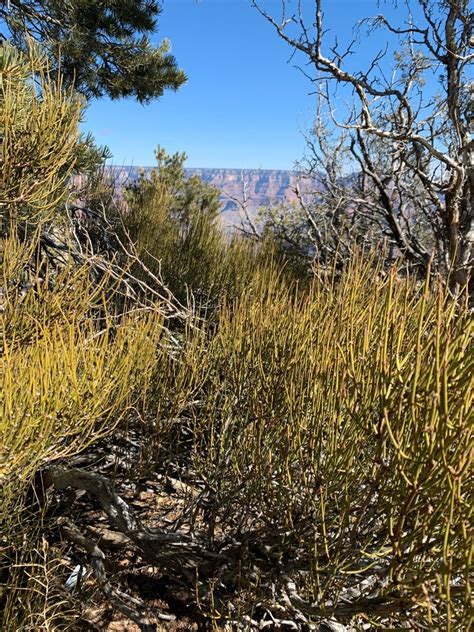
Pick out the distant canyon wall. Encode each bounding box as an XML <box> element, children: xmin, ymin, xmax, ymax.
<box><xmin>189</xmin><ymin>168</ymin><xmax>300</xmax><ymax>226</ymax></box>
<box><xmin>110</xmin><ymin>167</ymin><xmax>313</xmax><ymax>229</ymax></box>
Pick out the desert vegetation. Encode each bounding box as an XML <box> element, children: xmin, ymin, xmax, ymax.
<box><xmin>1</xmin><ymin>1</ymin><xmax>473</xmax><ymax>631</ymax></box>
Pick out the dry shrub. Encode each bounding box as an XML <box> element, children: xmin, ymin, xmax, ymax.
<box><xmin>145</xmin><ymin>256</ymin><xmax>472</xmax><ymax>629</ymax></box>
<box><xmin>122</xmin><ymin>149</ymin><xmax>289</xmax><ymax>312</ymax></box>
<box><xmin>1</xmin><ymin>37</ymin><xmax>471</xmax><ymax>632</ymax></box>
<box><xmin>0</xmin><ymin>242</ymin><xmax>166</xmax><ymax>630</ymax></box>
<box><xmin>0</xmin><ymin>42</ymin><xmax>173</xmax><ymax>629</ymax></box>
<box><xmin>0</xmin><ymin>41</ymin><xmax>83</xmax><ymax>235</ymax></box>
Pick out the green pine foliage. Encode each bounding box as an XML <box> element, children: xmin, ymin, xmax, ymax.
<box><xmin>0</xmin><ymin>0</ymin><xmax>186</xmax><ymax>101</ymax></box>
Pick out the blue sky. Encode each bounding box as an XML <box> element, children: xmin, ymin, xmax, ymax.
<box><xmin>82</xmin><ymin>0</ymin><xmax>409</xmax><ymax>170</ymax></box>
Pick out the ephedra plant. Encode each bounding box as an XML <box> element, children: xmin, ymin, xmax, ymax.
<box><xmin>0</xmin><ymin>42</ymin><xmax>171</xmax><ymax>630</ymax></box>
<box><xmin>139</xmin><ymin>256</ymin><xmax>473</xmax><ymax>629</ymax></box>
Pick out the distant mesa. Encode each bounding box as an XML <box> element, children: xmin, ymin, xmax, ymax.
<box><xmin>109</xmin><ymin>166</ymin><xmax>315</xmax><ymax>229</ymax></box>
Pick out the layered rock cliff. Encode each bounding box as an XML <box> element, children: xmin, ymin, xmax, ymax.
<box><xmin>110</xmin><ymin>166</ymin><xmax>308</xmax><ymax>228</ymax></box>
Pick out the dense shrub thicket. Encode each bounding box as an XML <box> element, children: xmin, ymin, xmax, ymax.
<box><xmin>0</xmin><ymin>44</ymin><xmax>168</xmax><ymax>628</ymax></box>
<box><xmin>1</xmin><ymin>42</ymin><xmax>472</xmax><ymax>632</ymax></box>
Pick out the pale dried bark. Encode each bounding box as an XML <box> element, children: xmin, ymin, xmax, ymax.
<box><xmin>252</xmin><ymin>0</ymin><xmax>474</xmax><ymax>289</ymax></box>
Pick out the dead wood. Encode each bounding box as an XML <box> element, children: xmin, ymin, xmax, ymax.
<box><xmin>59</xmin><ymin>517</ymin><xmax>163</xmax><ymax>631</ymax></box>
<box><xmin>44</xmin><ymin>466</ymin><xmax>228</xmax><ymax>578</ymax></box>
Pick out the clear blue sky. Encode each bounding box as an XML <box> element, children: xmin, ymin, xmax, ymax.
<box><xmin>82</xmin><ymin>0</ymin><xmax>410</xmax><ymax>170</ymax></box>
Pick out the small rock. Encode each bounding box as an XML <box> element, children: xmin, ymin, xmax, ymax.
<box><xmin>319</xmin><ymin>621</ymin><xmax>348</xmax><ymax>632</ymax></box>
